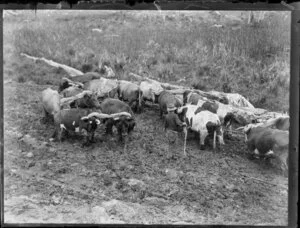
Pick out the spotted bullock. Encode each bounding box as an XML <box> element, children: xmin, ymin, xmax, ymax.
<box><xmin>177</xmin><ymin>105</ymin><xmax>225</xmax><ymax>150</ymax></box>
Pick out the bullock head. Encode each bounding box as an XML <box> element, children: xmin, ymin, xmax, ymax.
<box><xmin>108</xmin><ymin>86</ymin><xmax>119</xmax><ymax>98</ymax></box>
<box><xmin>204</xmin><ymin>101</ymin><xmax>219</xmax><ymax>114</ymax></box>
<box><xmin>58</xmin><ymin>78</ymin><xmax>84</xmax><ymax>93</ymax></box>
<box><xmin>80</xmin><ymin>116</ymin><xmax>101</xmax><ymax>134</ymax></box>
<box><xmin>58</xmin><ymin>80</ymin><xmax>70</xmax><ymax>93</ymax></box>
<box><xmin>176</xmin><ymin>106</ymin><xmax>188</xmax><ymax>122</ymax></box>
<box><xmin>218</xmin><ymin>96</ymin><xmax>229</xmax><ymax>105</ymax></box>
<box><xmin>223</xmin><ymin>112</ymin><xmax>236</xmax><ymax>128</ymax></box>
<box><xmin>86</xmin><ymin>111</ymin><xmax>135</xmax><ymax>142</ymax></box>
<box><xmin>113</xmin><ymin>114</ymin><xmax>135</xmax><ymax>141</ymax></box>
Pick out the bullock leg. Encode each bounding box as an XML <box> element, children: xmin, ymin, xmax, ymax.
<box><xmin>50</xmin><ymin>128</ymin><xmax>58</xmax><ymax>141</ymax></box>
<box><xmin>81</xmin><ymin>129</ymin><xmax>91</xmax><ymax>147</ymax></box>
<box><xmin>129</xmin><ymin>101</ymin><xmax>137</xmax><ymax>113</ymax></box>
<box><xmin>117</xmin><ymin>128</ymin><xmax>123</xmax><ymax>142</ymax></box>
<box><xmin>217</xmin><ymin>127</ymin><xmax>225</xmax><ymax>147</ymax></box>
<box><xmin>105</xmin><ymin>119</ymin><xmax>114</xmax><ymax>135</ymax></box>
<box><xmin>42</xmin><ymin>107</ymin><xmax>53</xmax><ymax>124</ymax></box>
<box><xmin>199</xmin><ymin>130</ymin><xmax>208</xmax><ymax>150</ymax></box>
<box><xmin>183</xmin><ymin>127</ymin><xmax>188</xmax><ymax>156</ymax></box>
<box><xmin>275</xmin><ymin>149</ymin><xmax>289</xmax><ymax>177</ymax></box>
<box><xmin>58</xmin><ymin>128</ymin><xmax>64</xmax><ymax>142</ymax></box>
<box><xmin>213</xmin><ymin>130</ymin><xmax>216</xmax><ymax>151</ymax></box>
<box><xmin>90</xmin><ymin>132</ymin><xmax>96</xmax><ymax>143</ymax></box>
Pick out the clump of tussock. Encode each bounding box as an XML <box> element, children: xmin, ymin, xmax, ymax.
<box><xmin>17</xmin><ymin>75</ymin><xmax>26</xmax><ymax>83</ymax></box>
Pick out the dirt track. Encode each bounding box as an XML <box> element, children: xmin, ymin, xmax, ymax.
<box><xmin>4</xmin><ymin>80</ymin><xmax>288</xmax><ymax>224</ymax></box>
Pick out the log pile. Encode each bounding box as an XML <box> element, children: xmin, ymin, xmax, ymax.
<box><xmin>22</xmin><ymin>53</ymin><xmax>288</xmax><ymax>126</ymax></box>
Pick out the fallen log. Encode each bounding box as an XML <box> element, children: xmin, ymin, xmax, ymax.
<box><xmin>127</xmin><ymin>72</ymin><xmax>288</xmax><ymax>125</ymax></box>
<box><xmin>20</xmin><ymin>53</ymin><xmax>84</xmax><ymax>77</ymax></box>
<box><xmin>22</xmin><ymin>51</ymin><xmax>287</xmax><ymax>127</ymax></box>
<box><xmin>209</xmin><ymin>90</ymin><xmax>255</xmax><ymax>109</ymax></box>
<box><xmin>128</xmin><ymin>72</ymin><xmax>188</xmax><ymax>90</ymax></box>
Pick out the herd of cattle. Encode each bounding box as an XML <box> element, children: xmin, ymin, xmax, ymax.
<box><xmin>41</xmin><ymin>72</ymin><xmax>290</xmax><ymax>173</ymax></box>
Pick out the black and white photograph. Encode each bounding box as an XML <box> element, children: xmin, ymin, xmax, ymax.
<box><xmin>3</xmin><ymin>8</ymin><xmax>291</xmax><ymax>225</ymax></box>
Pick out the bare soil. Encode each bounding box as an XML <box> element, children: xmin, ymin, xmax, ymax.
<box><xmin>3</xmin><ymin>80</ymin><xmax>288</xmax><ymax>225</ymax></box>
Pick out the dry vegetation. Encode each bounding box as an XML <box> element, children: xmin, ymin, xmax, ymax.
<box><xmin>3</xmin><ymin>10</ymin><xmax>289</xmax><ymax>225</ymax></box>
<box><xmin>10</xmin><ymin>10</ymin><xmax>290</xmax><ymax>111</ymax></box>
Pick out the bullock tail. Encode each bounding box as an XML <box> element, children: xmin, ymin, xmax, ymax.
<box><xmin>138</xmin><ymin>88</ymin><xmax>142</xmax><ymax>112</ymax></box>
<box><xmin>213</xmin><ymin>130</ymin><xmax>216</xmax><ymax>151</ymax></box>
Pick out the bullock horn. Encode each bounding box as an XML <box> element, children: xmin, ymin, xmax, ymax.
<box><xmin>75</xmin><ymin>90</ymin><xmax>92</xmax><ymax>99</ymax></box>
<box><xmin>235</xmin><ymin>126</ymin><xmax>245</xmax><ymax>131</ymax></box>
<box><xmin>167</xmin><ymin>107</ymin><xmax>177</xmax><ymax>112</ymax></box>
<box><xmin>259</xmin><ymin>117</ymin><xmax>278</xmax><ymax>128</ymax></box>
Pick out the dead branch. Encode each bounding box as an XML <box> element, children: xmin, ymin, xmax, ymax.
<box><xmin>243</xmin><ymin>175</ymin><xmax>288</xmax><ymax>190</ymax></box>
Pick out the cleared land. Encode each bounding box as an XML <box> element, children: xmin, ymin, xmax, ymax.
<box><xmin>3</xmin><ymin>10</ymin><xmax>289</xmax><ymax>224</ymax></box>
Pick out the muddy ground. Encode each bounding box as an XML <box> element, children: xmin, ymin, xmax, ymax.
<box><xmin>3</xmin><ymin>10</ymin><xmax>288</xmax><ymax>225</ymax></box>
<box><xmin>3</xmin><ymin>76</ymin><xmax>288</xmax><ymax>225</ymax></box>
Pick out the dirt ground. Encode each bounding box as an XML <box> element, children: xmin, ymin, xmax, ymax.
<box><xmin>3</xmin><ymin>77</ymin><xmax>288</xmax><ymax>225</ymax></box>
<box><xmin>3</xmin><ymin>11</ymin><xmax>288</xmax><ymax>225</ymax></box>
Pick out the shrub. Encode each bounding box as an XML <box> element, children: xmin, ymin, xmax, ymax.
<box><xmin>17</xmin><ymin>75</ymin><xmax>26</xmax><ymax>83</ymax></box>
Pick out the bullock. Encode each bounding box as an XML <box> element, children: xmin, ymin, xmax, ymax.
<box><xmin>195</xmin><ymin>100</ymin><xmax>219</xmax><ymax>114</ymax></box>
<box><xmin>157</xmin><ymin>91</ymin><xmax>182</xmax><ymax>118</ymax></box>
<box><xmin>69</xmin><ymin>92</ymin><xmax>100</xmax><ymax>109</ymax></box>
<box><xmin>51</xmin><ymin>109</ymin><xmax>100</xmax><ymax>146</ymax></box>
<box><xmin>61</xmin><ymin>86</ymin><xmax>83</xmax><ymax>98</ymax></box>
<box><xmin>243</xmin><ymin>125</ymin><xmax>289</xmax><ymax>174</ymax></box>
<box><xmin>99</xmin><ymin>98</ymin><xmax>136</xmax><ymax>142</ymax></box>
<box><xmin>183</xmin><ymin>90</ymin><xmax>205</xmax><ymax>105</ymax></box>
<box><xmin>51</xmin><ymin>109</ymin><xmax>131</xmax><ymax>146</ymax></box>
<box><xmin>260</xmin><ymin>116</ymin><xmax>290</xmax><ymax>131</ymax></box>
<box><xmin>84</xmin><ymin>78</ymin><xmax>119</xmax><ymax>99</ymax></box>
<box><xmin>41</xmin><ymin>88</ymin><xmax>60</xmax><ymax>123</ymax></box>
<box><xmin>177</xmin><ymin>105</ymin><xmax>225</xmax><ymax>150</ymax></box>
<box><xmin>117</xmin><ymin>80</ymin><xmax>143</xmax><ymax>113</ymax></box>
<box><xmin>71</xmin><ymin>72</ymin><xmax>101</xmax><ymax>84</ymax></box>
<box><xmin>195</xmin><ymin>100</ymin><xmax>237</xmax><ymax>131</ymax></box>
<box><xmin>140</xmin><ymin>80</ymin><xmax>164</xmax><ymax>104</ymax></box>
<box><xmin>58</xmin><ymin>77</ymin><xmax>84</xmax><ymax>93</ymax></box>
<box><xmin>183</xmin><ymin>90</ymin><xmax>229</xmax><ymax>105</ymax></box>
<box><xmin>237</xmin><ymin>116</ymin><xmax>290</xmax><ymax>142</ymax></box>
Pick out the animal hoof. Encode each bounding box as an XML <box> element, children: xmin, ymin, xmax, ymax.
<box><xmin>200</xmin><ymin>145</ymin><xmax>205</xmax><ymax>150</ymax></box>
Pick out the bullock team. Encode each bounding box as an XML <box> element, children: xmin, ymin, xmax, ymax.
<box><xmin>41</xmin><ymin>72</ymin><xmax>290</xmax><ymax>174</ymax></box>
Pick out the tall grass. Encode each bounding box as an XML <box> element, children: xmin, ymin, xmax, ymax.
<box><xmin>12</xmin><ymin>11</ymin><xmax>290</xmax><ymax>112</ymax></box>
